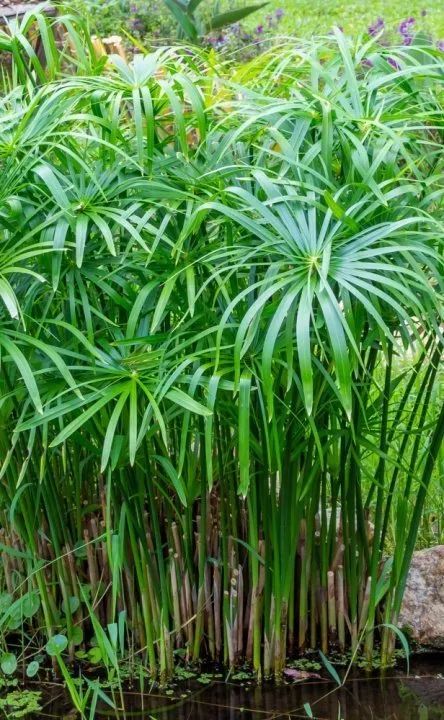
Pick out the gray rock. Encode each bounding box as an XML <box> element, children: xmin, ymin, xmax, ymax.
<box><xmin>398</xmin><ymin>545</ymin><xmax>444</xmax><ymax>649</ymax></box>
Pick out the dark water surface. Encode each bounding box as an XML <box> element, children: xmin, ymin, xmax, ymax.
<box><xmin>38</xmin><ymin>654</ymin><xmax>444</xmax><ymax>719</ymax></box>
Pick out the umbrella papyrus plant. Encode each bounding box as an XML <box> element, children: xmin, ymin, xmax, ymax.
<box><xmin>0</xmin><ymin>15</ymin><xmax>443</xmax><ymax>680</ymax></box>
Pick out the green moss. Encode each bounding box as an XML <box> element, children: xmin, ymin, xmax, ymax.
<box><xmin>0</xmin><ymin>691</ymin><xmax>42</xmax><ymax>719</ymax></box>
<box><xmin>286</xmin><ymin>658</ymin><xmax>322</xmax><ymax>672</ymax></box>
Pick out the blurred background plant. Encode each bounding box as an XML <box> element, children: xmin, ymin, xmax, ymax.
<box><xmin>69</xmin><ymin>0</ymin><xmax>444</xmax><ymax>53</ymax></box>
<box><xmin>73</xmin><ymin>0</ymin><xmax>269</xmax><ymax>46</ymax></box>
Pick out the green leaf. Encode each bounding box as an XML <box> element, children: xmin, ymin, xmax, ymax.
<box><xmin>185</xmin><ymin>265</ymin><xmax>196</xmax><ymax>318</ymax></box>
<box><xmin>101</xmin><ymin>386</ymin><xmax>131</xmax><ymax>472</ymax></box>
<box><xmin>296</xmin><ymin>285</ymin><xmax>314</xmax><ymax>415</ymax></box>
<box><xmin>128</xmin><ymin>378</ymin><xmax>138</xmax><ymax>466</ymax></box>
<box><xmin>26</xmin><ymin>660</ymin><xmax>40</xmax><ymax>678</ymax></box>
<box><xmin>0</xmin><ymin>278</ymin><xmax>19</xmax><ymax>319</ymax></box>
<box><xmin>75</xmin><ymin>214</ymin><xmax>89</xmax><ymax>267</ymax></box>
<box><xmin>62</xmin><ymin>596</ymin><xmax>80</xmax><ymax>615</ymax></box>
<box><xmin>34</xmin><ymin>164</ymin><xmax>70</xmax><ymax>210</ymax></box>
<box><xmin>204</xmin><ymin>373</ymin><xmax>221</xmax><ymax>489</ymax></box>
<box><xmin>108</xmin><ymin>622</ymin><xmax>118</xmax><ymax>649</ymax></box>
<box><xmin>238</xmin><ymin>373</ymin><xmax>251</xmax><ymax>497</ymax></box>
<box><xmin>22</xmin><ymin>591</ymin><xmax>40</xmax><ymax>618</ymax></box>
<box><xmin>154</xmin><ymin>455</ymin><xmax>187</xmax><ymax>507</ymax></box>
<box><xmin>0</xmin><ymin>334</ymin><xmax>43</xmax><ymax>414</ymax></box>
<box><xmin>70</xmin><ymin>626</ymin><xmax>84</xmax><ymax>646</ymax></box>
<box><xmin>0</xmin><ymin>544</ymin><xmax>32</xmax><ymax>561</ymax></box>
<box><xmin>87</xmin><ymin>646</ymin><xmax>103</xmax><ymax>664</ymax></box>
<box><xmin>317</xmin><ymin>290</ymin><xmax>352</xmax><ymax>419</ymax></box>
<box><xmin>151</xmin><ymin>276</ymin><xmax>177</xmax><ymax>333</ymax></box>
<box><xmin>0</xmin><ymin>594</ymin><xmax>12</xmax><ymax>613</ymax></box>
<box><xmin>166</xmin><ymin>387</ymin><xmax>212</xmax><ymax>416</ymax></box>
<box><xmin>1</xmin><ymin>653</ymin><xmax>17</xmax><ymax>675</ymax></box>
<box><xmin>378</xmin><ymin>623</ymin><xmax>410</xmax><ymax>674</ymax></box>
<box><xmin>207</xmin><ymin>3</ymin><xmax>268</xmax><ymax>31</ymax></box>
<box><xmin>375</xmin><ymin>557</ymin><xmax>393</xmax><ymax>604</ymax></box>
<box><xmin>163</xmin><ymin>0</ymin><xmax>198</xmax><ymax>41</ymax></box>
<box><xmin>319</xmin><ymin>650</ymin><xmax>341</xmax><ymax>686</ymax></box>
<box><xmin>324</xmin><ymin>190</ymin><xmax>359</xmax><ymax>232</ymax></box>
<box><xmin>7</xmin><ymin>609</ymin><xmax>22</xmax><ymax>631</ymax></box>
<box><xmin>50</xmin><ymin>384</ymin><xmax>127</xmax><ymax>447</ymax></box>
<box><xmin>46</xmin><ymin>634</ymin><xmax>68</xmax><ymax>657</ymax></box>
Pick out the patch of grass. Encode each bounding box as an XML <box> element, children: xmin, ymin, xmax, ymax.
<box><xmin>65</xmin><ymin>0</ymin><xmax>444</xmax><ymax>48</ymax></box>
<box><xmin>242</xmin><ymin>0</ymin><xmax>444</xmax><ymax>40</ymax></box>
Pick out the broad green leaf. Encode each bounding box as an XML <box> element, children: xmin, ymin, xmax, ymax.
<box><xmin>26</xmin><ymin>660</ymin><xmax>40</xmax><ymax>678</ymax></box>
<box><xmin>88</xmin><ymin>646</ymin><xmax>103</xmax><ymax>664</ymax></box>
<box><xmin>62</xmin><ymin>596</ymin><xmax>80</xmax><ymax>615</ymax></box>
<box><xmin>1</xmin><ymin>653</ymin><xmax>17</xmax><ymax>675</ymax></box>
<box><xmin>46</xmin><ymin>634</ymin><xmax>68</xmax><ymax>657</ymax></box>
<box><xmin>70</xmin><ymin>626</ymin><xmax>84</xmax><ymax>646</ymax></box>
<box><xmin>22</xmin><ymin>591</ymin><xmax>40</xmax><ymax>618</ymax></box>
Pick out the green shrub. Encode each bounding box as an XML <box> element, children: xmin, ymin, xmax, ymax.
<box><xmin>0</xmin><ymin>14</ymin><xmax>442</xmax><ymax>683</ymax></box>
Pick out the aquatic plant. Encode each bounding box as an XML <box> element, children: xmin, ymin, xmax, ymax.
<box><xmin>0</xmin><ymin>11</ymin><xmax>443</xmax><ymax>683</ymax></box>
<box><xmin>0</xmin><ymin>690</ymin><xmax>42</xmax><ymax>718</ymax></box>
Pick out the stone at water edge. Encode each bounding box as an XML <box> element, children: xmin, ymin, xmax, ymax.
<box><xmin>398</xmin><ymin>545</ymin><xmax>444</xmax><ymax>649</ymax></box>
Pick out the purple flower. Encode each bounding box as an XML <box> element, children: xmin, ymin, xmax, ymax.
<box><xmin>130</xmin><ymin>3</ymin><xmax>137</xmax><ymax>11</ymax></box>
<box><xmin>256</xmin><ymin>24</ymin><xmax>264</xmax><ymax>34</ymax></box>
<box><xmin>368</xmin><ymin>17</ymin><xmax>384</xmax><ymax>36</ymax></box>
<box><xmin>387</xmin><ymin>56</ymin><xmax>400</xmax><ymax>69</ymax></box>
<box><xmin>399</xmin><ymin>17</ymin><xmax>415</xmax><ymax>35</ymax></box>
<box><xmin>362</xmin><ymin>57</ymin><xmax>374</xmax><ymax>68</ymax></box>
<box><xmin>403</xmin><ymin>34</ymin><xmax>413</xmax><ymax>45</ymax></box>
<box><xmin>437</xmin><ymin>40</ymin><xmax>444</xmax><ymax>51</ymax></box>
<box><xmin>131</xmin><ymin>18</ymin><xmax>144</xmax><ymax>31</ymax></box>
<box><xmin>275</xmin><ymin>7</ymin><xmax>284</xmax><ymax>19</ymax></box>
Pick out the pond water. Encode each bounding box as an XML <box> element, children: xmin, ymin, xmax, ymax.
<box><xmin>36</xmin><ymin>653</ymin><xmax>444</xmax><ymax>719</ymax></box>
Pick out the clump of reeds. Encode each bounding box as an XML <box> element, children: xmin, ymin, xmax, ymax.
<box><xmin>0</xmin><ymin>11</ymin><xmax>442</xmax><ymax>680</ymax></box>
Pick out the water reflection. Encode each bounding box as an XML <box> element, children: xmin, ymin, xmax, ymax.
<box><xmin>37</xmin><ymin>654</ymin><xmax>444</xmax><ymax>720</ymax></box>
